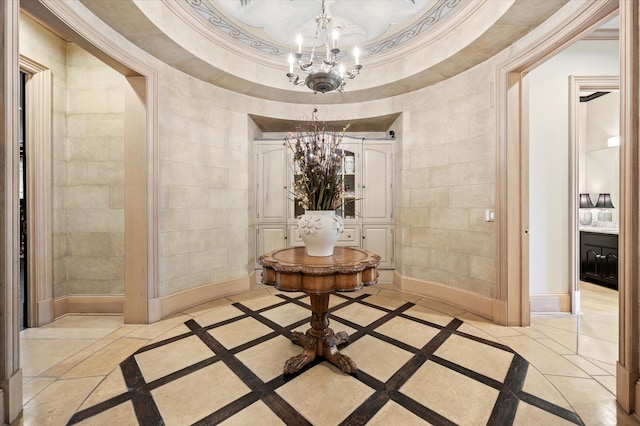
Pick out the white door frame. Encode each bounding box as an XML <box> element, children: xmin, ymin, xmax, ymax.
<box><xmin>567</xmin><ymin>76</ymin><xmax>619</xmax><ymax>315</ymax></box>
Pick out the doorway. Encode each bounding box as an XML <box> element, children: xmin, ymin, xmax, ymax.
<box><xmin>19</xmin><ymin>70</ymin><xmax>27</xmax><ymax>330</ymax></box>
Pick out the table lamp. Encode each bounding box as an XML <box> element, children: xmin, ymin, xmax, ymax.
<box><xmin>579</xmin><ymin>193</ymin><xmax>594</xmax><ymax>225</ymax></box>
<box><xmin>595</xmin><ymin>193</ymin><xmax>614</xmax><ymax>221</ymax></box>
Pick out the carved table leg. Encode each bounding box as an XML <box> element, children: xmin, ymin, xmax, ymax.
<box><xmin>284</xmin><ymin>293</ymin><xmax>357</xmax><ymax>374</ymax></box>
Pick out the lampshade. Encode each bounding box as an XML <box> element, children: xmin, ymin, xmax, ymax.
<box><xmin>579</xmin><ymin>193</ymin><xmax>594</xmax><ymax>208</ymax></box>
<box><xmin>595</xmin><ymin>193</ymin><xmax>614</xmax><ymax>209</ymax></box>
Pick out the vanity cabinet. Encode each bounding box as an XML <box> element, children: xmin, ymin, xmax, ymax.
<box><xmin>580</xmin><ymin>231</ymin><xmax>618</xmax><ymax>289</ymax></box>
<box><xmin>255</xmin><ymin>138</ymin><xmax>394</xmax><ymax>268</ymax></box>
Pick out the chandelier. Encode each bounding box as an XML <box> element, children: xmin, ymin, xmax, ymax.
<box><xmin>286</xmin><ymin>0</ymin><xmax>362</xmax><ymax>93</ymax></box>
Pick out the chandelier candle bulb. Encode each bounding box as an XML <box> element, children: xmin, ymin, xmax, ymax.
<box><xmin>332</xmin><ymin>29</ymin><xmax>339</xmax><ymax>49</ymax></box>
<box><xmin>288</xmin><ymin>53</ymin><xmax>294</xmax><ymax>74</ymax></box>
<box><xmin>296</xmin><ymin>34</ymin><xmax>302</xmax><ymax>53</ymax></box>
<box><xmin>354</xmin><ymin>46</ymin><xmax>360</xmax><ymax>65</ymax></box>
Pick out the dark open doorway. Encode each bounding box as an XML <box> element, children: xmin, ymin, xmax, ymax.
<box><xmin>19</xmin><ymin>70</ymin><xmax>27</xmax><ymax>330</ymax></box>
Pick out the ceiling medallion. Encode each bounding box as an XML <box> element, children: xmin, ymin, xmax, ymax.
<box><xmin>286</xmin><ymin>0</ymin><xmax>362</xmax><ymax>93</ymax></box>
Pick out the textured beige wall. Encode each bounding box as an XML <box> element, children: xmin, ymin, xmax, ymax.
<box><xmin>20</xmin><ymin>14</ymin><xmax>68</xmax><ymax>299</ymax></box>
<box><xmin>157</xmin><ymin>70</ymin><xmax>250</xmax><ymax>297</ymax></box>
<box><xmin>20</xmin><ymin>14</ymin><xmax>125</xmax><ymax>298</ymax></box>
<box><xmin>395</xmin><ymin>62</ymin><xmax>496</xmax><ymax>298</ymax></box>
<box><xmin>65</xmin><ymin>44</ymin><xmax>125</xmax><ymax>295</ymax></box>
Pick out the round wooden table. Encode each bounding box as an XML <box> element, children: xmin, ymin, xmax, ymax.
<box><xmin>259</xmin><ymin>247</ymin><xmax>380</xmax><ymax>374</ymax></box>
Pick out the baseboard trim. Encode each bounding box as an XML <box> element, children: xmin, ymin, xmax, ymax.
<box><xmin>617</xmin><ymin>362</ymin><xmax>637</xmax><ymax>413</ymax></box>
<box><xmin>157</xmin><ymin>276</ymin><xmax>252</xmax><ymax>319</ymax></box>
<box><xmin>530</xmin><ymin>293</ymin><xmax>571</xmax><ymax>313</ymax></box>
<box><xmin>36</xmin><ymin>298</ymin><xmax>54</xmax><ymax>326</ymax></box>
<box><xmin>393</xmin><ymin>271</ymin><xmax>496</xmax><ymax>321</ymax></box>
<box><xmin>2</xmin><ymin>368</ymin><xmax>22</xmax><ymax>424</ymax></box>
<box><xmin>53</xmin><ymin>295</ymin><xmax>125</xmax><ymax>319</ymax></box>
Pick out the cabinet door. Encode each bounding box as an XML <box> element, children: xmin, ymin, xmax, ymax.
<box><xmin>338</xmin><ymin>143</ymin><xmax>360</xmax><ymax>221</ymax></box>
<box><xmin>362</xmin><ymin>225</ymin><xmax>393</xmax><ymax>268</ymax></box>
<box><xmin>257</xmin><ymin>226</ymin><xmax>287</xmax><ymax>259</ymax></box>
<box><xmin>582</xmin><ymin>247</ymin><xmax>601</xmax><ymax>282</ymax></box>
<box><xmin>362</xmin><ymin>144</ymin><xmax>392</xmax><ymax>222</ymax></box>
<box><xmin>601</xmin><ymin>247</ymin><xmax>618</xmax><ymax>288</ymax></box>
<box><xmin>257</xmin><ymin>143</ymin><xmax>288</xmax><ymax>222</ymax></box>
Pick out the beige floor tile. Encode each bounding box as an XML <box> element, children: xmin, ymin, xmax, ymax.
<box><xmin>434</xmin><ymin>334</ymin><xmax>514</xmax><ymax>382</ymax></box>
<box><xmin>208</xmin><ymin>317</ymin><xmax>274</xmax><ymax>349</ymax></box>
<box><xmin>135</xmin><ymin>335</ymin><xmax>214</xmax><ymax>383</ymax></box>
<box><xmin>20</xmin><ymin>338</ymin><xmax>96</xmax><ymax>377</ymax></box>
<box><xmin>377</xmin><ymin>289</ymin><xmax>421</xmax><ymax>304</ymax></box>
<box><xmin>413</xmin><ymin>297</ymin><xmax>466</xmax><ymax>317</ymax></box>
<box><xmin>218</xmin><ymin>401</ymin><xmax>286</xmax><ymax>426</ymax></box>
<box><xmin>457</xmin><ymin>312</ymin><xmax>523</xmax><ymax>338</ymax></box>
<box><xmin>62</xmin><ymin>337</ymin><xmax>150</xmax><ymax>379</ymax></box>
<box><xmin>593</xmin><ymin>374</ymin><xmax>617</xmax><ymax>396</ymax></box>
<box><xmin>340</xmin><ymin>335</ymin><xmax>414</xmax><ymax>382</ymax></box>
<box><xmin>374</xmin><ymin>316</ymin><xmax>440</xmax><ymax>349</ymax></box>
<box><xmin>577</xmin><ymin>333</ymin><xmax>618</xmax><ymax>364</ymax></box>
<box><xmin>148</xmin><ymin>323</ymin><xmax>192</xmax><ymax>345</ymax></box>
<box><xmin>102</xmin><ymin>324</ymin><xmax>142</xmax><ymax>340</ymax></box>
<box><xmin>562</xmin><ymin>354</ymin><xmax>611</xmax><ymax>376</ymax></box>
<box><xmin>579</xmin><ymin>318</ymin><xmax>618</xmax><ymax>343</ymax></box>
<box><xmin>529</xmin><ymin>323</ymin><xmax>578</xmax><ymax>352</ymax></box>
<box><xmin>124</xmin><ymin>314</ymin><xmax>192</xmax><ymax>340</ymax></box>
<box><xmin>76</xmin><ymin>400</ymin><xmax>137</xmax><ymax>425</ymax></box>
<box><xmin>22</xmin><ymin>377</ymin><xmax>55</xmax><ymax>405</ymax></box>
<box><xmin>499</xmin><ymin>335</ymin><xmax>589</xmax><ymax>378</ymax></box>
<box><xmin>511</xmin><ymin>326</ymin><xmax>546</xmax><ymax>339</ymax></box>
<box><xmin>234</xmin><ymin>335</ymin><xmax>301</xmax><ymax>382</ymax></box>
<box><xmin>236</xmin><ymin>294</ymin><xmax>287</xmax><ymax>311</ymax></box>
<box><xmin>537</xmin><ymin>337</ymin><xmax>575</xmax><ymax>355</ymax></box>
<box><xmin>22</xmin><ymin>377</ymin><xmax>103</xmax><ymax>426</ymax></box>
<box><xmin>531</xmin><ymin>315</ymin><xmax>578</xmax><ymax>333</ymax></box>
<box><xmin>80</xmin><ymin>368</ymin><xmax>129</xmax><ymax>410</ymax></box>
<box><xmin>152</xmin><ymin>362</ymin><xmax>250</xmax><ymax>425</ymax></box>
<box><xmin>181</xmin><ymin>297</ymin><xmax>231</xmax><ymax>316</ymax></box>
<box><xmin>332</xmin><ymin>302</ymin><xmax>388</xmax><ymax>326</ymax></box>
<box><xmin>227</xmin><ymin>288</ymin><xmax>273</xmax><ymax>304</ymax></box>
<box><xmin>41</xmin><ymin>339</ymin><xmax>116</xmax><ymax>378</ymax></box>
<box><xmin>513</xmin><ymin>401</ymin><xmax>576</xmax><ymax>425</ymax></box>
<box><xmin>590</xmin><ymin>358</ymin><xmax>617</xmax><ymax>375</ymax></box>
<box><xmin>456</xmin><ymin>323</ymin><xmax>504</xmax><ymax>342</ymax></box>
<box><xmin>403</xmin><ymin>304</ymin><xmax>456</xmax><ymax>327</ymax></box>
<box><xmin>362</xmin><ymin>294</ymin><xmax>410</xmax><ymax>310</ymax></box>
<box><xmin>545</xmin><ymin>375</ymin><xmax>631</xmax><ymax>426</ymax></box>
<box><xmin>20</xmin><ymin>315</ymin><xmax>123</xmax><ymax>340</ymax></box>
<box><xmin>521</xmin><ymin>365</ymin><xmax>572</xmax><ymax>410</ymax></box>
<box><xmin>259</xmin><ymin>302</ymin><xmax>311</xmax><ymax>327</ymax></box>
<box><xmin>401</xmin><ymin>360</ymin><xmax>499</xmax><ymax>425</ymax></box>
<box><xmin>193</xmin><ymin>304</ymin><xmax>246</xmax><ymax>327</ymax></box>
<box><xmin>276</xmin><ymin>362</ymin><xmax>375</xmax><ymax>426</ymax></box>
<box><xmin>367</xmin><ymin>400</ymin><xmax>431</xmax><ymax>425</ymax></box>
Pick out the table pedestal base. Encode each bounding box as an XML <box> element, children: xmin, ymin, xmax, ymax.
<box><xmin>284</xmin><ymin>293</ymin><xmax>357</xmax><ymax>374</ymax></box>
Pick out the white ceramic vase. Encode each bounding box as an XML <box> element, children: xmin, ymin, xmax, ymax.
<box><xmin>297</xmin><ymin>210</ymin><xmax>344</xmax><ymax>256</ymax></box>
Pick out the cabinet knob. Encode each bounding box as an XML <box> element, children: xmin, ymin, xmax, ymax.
<box><xmin>362</xmin><ymin>184</ymin><xmax>366</xmax><ymax>188</ymax></box>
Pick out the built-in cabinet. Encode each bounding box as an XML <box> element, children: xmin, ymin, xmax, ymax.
<box><xmin>580</xmin><ymin>231</ymin><xmax>618</xmax><ymax>289</ymax></box>
<box><xmin>255</xmin><ymin>138</ymin><xmax>394</xmax><ymax>268</ymax></box>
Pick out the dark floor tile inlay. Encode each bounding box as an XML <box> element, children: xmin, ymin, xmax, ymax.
<box><xmin>66</xmin><ymin>293</ymin><xmax>584</xmax><ymax>426</ymax></box>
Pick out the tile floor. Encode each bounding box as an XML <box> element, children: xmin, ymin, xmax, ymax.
<box><xmin>13</xmin><ymin>281</ymin><xmax>640</xmax><ymax>425</ymax></box>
